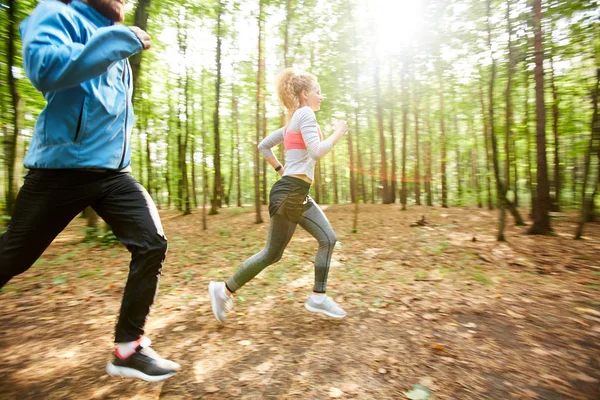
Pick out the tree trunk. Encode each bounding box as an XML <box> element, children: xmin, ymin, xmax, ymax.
<box><xmin>575</xmin><ymin>69</ymin><xmax>600</xmax><ymax>239</ymax></box>
<box><xmin>454</xmin><ymin>113</ymin><xmax>462</xmax><ymax>205</ymax></box>
<box><xmin>550</xmin><ymin>52</ymin><xmax>561</xmax><ymax>211</ymax></box>
<box><xmin>414</xmin><ymin>90</ymin><xmax>421</xmax><ymax>206</ymax></box>
<box><xmin>130</xmin><ymin>0</ymin><xmax>151</xmax><ymax>104</ymax></box>
<box><xmin>262</xmin><ymin>101</ymin><xmax>268</xmax><ymax>206</ymax></box>
<box><xmin>425</xmin><ymin>138</ymin><xmax>433</xmax><ymax>207</ymax></box>
<box><xmin>176</xmin><ymin>18</ymin><xmax>190</xmax><ymax>215</ymax></box>
<box><xmin>524</xmin><ymin>62</ymin><xmax>535</xmax><ymax>218</ymax></box>
<box><xmin>331</xmin><ymin>149</ymin><xmax>339</xmax><ymax>203</ymax></box>
<box><xmin>470</xmin><ymin>114</ymin><xmax>483</xmax><ymax>208</ymax></box>
<box><xmin>210</xmin><ymin>3</ymin><xmax>224</xmax><ymax>215</ymax></box>
<box><xmin>401</xmin><ymin>60</ymin><xmax>409</xmax><ymax>210</ymax></box>
<box><xmin>375</xmin><ymin>60</ymin><xmax>391</xmax><ymax>204</ymax></box>
<box><xmin>254</xmin><ymin>0</ymin><xmax>265</xmax><ymax>224</ymax></box>
<box><xmin>439</xmin><ymin>72</ymin><xmax>448</xmax><ymax>208</ymax></box>
<box><xmin>4</xmin><ymin>0</ymin><xmax>20</xmax><ymax>216</ymax></box>
<box><xmin>529</xmin><ymin>0</ymin><xmax>552</xmax><ymax>234</ymax></box>
<box><xmin>234</xmin><ymin>81</ymin><xmax>242</xmax><ymax>207</ymax></box>
<box><xmin>389</xmin><ymin>65</ymin><xmax>398</xmax><ymax>204</ymax></box>
<box><xmin>479</xmin><ymin>81</ymin><xmax>494</xmax><ymax>210</ymax></box>
<box><xmin>201</xmin><ymin>69</ymin><xmax>209</xmax><ymax>230</ymax></box>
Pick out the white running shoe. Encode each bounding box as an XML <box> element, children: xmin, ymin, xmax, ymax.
<box><xmin>208</xmin><ymin>281</ymin><xmax>233</xmax><ymax>323</ymax></box>
<box><xmin>304</xmin><ymin>294</ymin><xmax>347</xmax><ymax>319</ymax></box>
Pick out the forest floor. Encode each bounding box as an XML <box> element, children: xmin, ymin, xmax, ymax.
<box><xmin>0</xmin><ymin>204</ymin><xmax>599</xmax><ymax>400</ymax></box>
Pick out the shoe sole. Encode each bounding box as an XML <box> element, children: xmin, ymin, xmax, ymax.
<box><xmin>106</xmin><ymin>362</ymin><xmax>175</xmax><ymax>382</ymax></box>
<box><xmin>208</xmin><ymin>282</ymin><xmax>225</xmax><ymax>323</ymax></box>
<box><xmin>304</xmin><ymin>303</ymin><xmax>346</xmax><ymax>319</ymax></box>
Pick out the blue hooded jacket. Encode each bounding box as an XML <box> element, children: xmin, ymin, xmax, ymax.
<box><xmin>19</xmin><ymin>0</ymin><xmax>143</xmax><ymax>170</ymax></box>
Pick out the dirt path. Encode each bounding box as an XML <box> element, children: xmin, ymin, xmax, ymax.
<box><xmin>1</xmin><ymin>205</ymin><xmax>599</xmax><ymax>399</ymax></box>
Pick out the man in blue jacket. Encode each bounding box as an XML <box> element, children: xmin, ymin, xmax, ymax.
<box><xmin>0</xmin><ymin>0</ymin><xmax>179</xmax><ymax>382</ymax></box>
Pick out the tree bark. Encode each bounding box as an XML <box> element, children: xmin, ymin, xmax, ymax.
<box><xmin>575</xmin><ymin>69</ymin><xmax>600</xmax><ymax>239</ymax></box>
<box><xmin>375</xmin><ymin>60</ymin><xmax>391</xmax><ymax>203</ymax></box>
<box><xmin>129</xmin><ymin>0</ymin><xmax>151</xmax><ymax>104</ymax></box>
<box><xmin>210</xmin><ymin>2</ymin><xmax>224</xmax><ymax>215</ymax></box>
<box><xmin>529</xmin><ymin>0</ymin><xmax>552</xmax><ymax>234</ymax></box>
<box><xmin>4</xmin><ymin>0</ymin><xmax>20</xmax><ymax>216</ymax></box>
<box><xmin>550</xmin><ymin>52</ymin><xmax>561</xmax><ymax>211</ymax></box>
<box><xmin>254</xmin><ymin>0</ymin><xmax>265</xmax><ymax>224</ymax></box>
<box><xmin>439</xmin><ymin>71</ymin><xmax>448</xmax><ymax>208</ymax></box>
<box><xmin>401</xmin><ymin>60</ymin><xmax>409</xmax><ymax>210</ymax></box>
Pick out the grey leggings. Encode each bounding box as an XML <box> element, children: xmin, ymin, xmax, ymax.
<box><xmin>226</xmin><ymin>196</ymin><xmax>337</xmax><ymax>293</ymax></box>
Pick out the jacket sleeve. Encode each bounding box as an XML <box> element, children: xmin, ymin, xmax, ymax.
<box><xmin>298</xmin><ymin>107</ymin><xmax>333</xmax><ymax>159</ymax></box>
<box><xmin>20</xmin><ymin>9</ymin><xmax>143</xmax><ymax>92</ymax></box>
<box><xmin>258</xmin><ymin>127</ymin><xmax>285</xmax><ymax>158</ymax></box>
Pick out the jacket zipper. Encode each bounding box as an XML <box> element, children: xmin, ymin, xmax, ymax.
<box><xmin>118</xmin><ymin>62</ymin><xmax>129</xmax><ymax>169</ymax></box>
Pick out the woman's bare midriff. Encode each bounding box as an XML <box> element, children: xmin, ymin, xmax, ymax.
<box><xmin>288</xmin><ymin>174</ymin><xmax>312</xmax><ymax>184</ymax></box>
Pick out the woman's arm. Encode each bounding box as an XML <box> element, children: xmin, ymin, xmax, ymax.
<box><xmin>258</xmin><ymin>127</ymin><xmax>285</xmax><ymax>175</ymax></box>
<box><xmin>298</xmin><ymin>107</ymin><xmax>347</xmax><ymax>159</ymax></box>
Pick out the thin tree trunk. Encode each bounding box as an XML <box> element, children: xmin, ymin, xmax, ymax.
<box><xmin>414</xmin><ymin>91</ymin><xmax>421</xmax><ymax>206</ymax></box>
<box><xmin>550</xmin><ymin>52</ymin><xmax>561</xmax><ymax>211</ymax></box>
<box><xmin>470</xmin><ymin>113</ymin><xmax>483</xmax><ymax>208</ymax></box>
<box><xmin>375</xmin><ymin>60</ymin><xmax>391</xmax><ymax>203</ymax></box>
<box><xmin>201</xmin><ymin>69</ymin><xmax>208</xmax><ymax>229</ymax></box>
<box><xmin>130</xmin><ymin>0</ymin><xmax>151</xmax><ymax>103</ymax></box>
<box><xmin>389</xmin><ymin>64</ymin><xmax>398</xmax><ymax>204</ymax></box>
<box><xmin>529</xmin><ymin>0</ymin><xmax>552</xmax><ymax>234</ymax></box>
<box><xmin>262</xmin><ymin>103</ymin><xmax>268</xmax><ymax>206</ymax></box>
<box><xmin>487</xmin><ymin>0</ymin><xmax>513</xmax><ymax>240</ymax></box>
<box><xmin>524</xmin><ymin>62</ymin><xmax>535</xmax><ymax>218</ymax></box>
<box><xmin>425</xmin><ymin>138</ymin><xmax>433</xmax><ymax>207</ymax></box>
<box><xmin>480</xmin><ymin>81</ymin><xmax>494</xmax><ymax>210</ymax></box>
<box><xmin>210</xmin><ymin>3</ymin><xmax>224</xmax><ymax>215</ymax></box>
<box><xmin>439</xmin><ymin>71</ymin><xmax>448</xmax><ymax>208</ymax></box>
<box><xmin>454</xmin><ymin>113</ymin><xmax>462</xmax><ymax>205</ymax></box>
<box><xmin>254</xmin><ymin>0</ymin><xmax>265</xmax><ymax>224</ymax></box>
<box><xmin>401</xmin><ymin>60</ymin><xmax>408</xmax><ymax>210</ymax></box>
<box><xmin>575</xmin><ymin>69</ymin><xmax>599</xmax><ymax>239</ymax></box>
<box><xmin>4</xmin><ymin>0</ymin><xmax>20</xmax><ymax>216</ymax></box>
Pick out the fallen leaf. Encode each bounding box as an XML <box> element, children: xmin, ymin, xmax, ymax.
<box><xmin>431</xmin><ymin>343</ymin><xmax>447</xmax><ymax>352</ymax></box>
<box><xmin>378</xmin><ymin>368</ymin><xmax>387</xmax><ymax>374</ymax></box>
<box><xmin>329</xmin><ymin>387</ymin><xmax>344</xmax><ymax>398</ymax></box>
<box><xmin>575</xmin><ymin>307</ymin><xmax>600</xmax><ymax>317</ymax></box>
<box><xmin>573</xmin><ymin>373</ymin><xmax>599</xmax><ymax>383</ymax></box>
<box><xmin>405</xmin><ymin>384</ymin><xmax>431</xmax><ymax>400</ymax></box>
<box><xmin>255</xmin><ymin>361</ymin><xmax>273</xmax><ymax>374</ymax></box>
<box><xmin>342</xmin><ymin>383</ymin><xmax>360</xmax><ymax>394</ymax></box>
<box><xmin>418</xmin><ymin>377</ymin><xmax>438</xmax><ymax>391</ymax></box>
<box><xmin>173</xmin><ymin>325</ymin><xmax>187</xmax><ymax>332</ymax></box>
<box><xmin>238</xmin><ymin>340</ymin><xmax>252</xmax><ymax>346</ymax></box>
<box><xmin>422</xmin><ymin>313</ymin><xmax>438</xmax><ymax>321</ymax></box>
<box><xmin>204</xmin><ymin>386</ymin><xmax>220</xmax><ymax>393</ymax></box>
<box><xmin>506</xmin><ymin>309</ymin><xmax>525</xmax><ymax>319</ymax></box>
<box><xmin>462</xmin><ymin>322</ymin><xmax>477</xmax><ymax>329</ymax></box>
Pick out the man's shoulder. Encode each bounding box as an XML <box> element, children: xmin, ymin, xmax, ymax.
<box><xmin>29</xmin><ymin>0</ymin><xmax>82</xmax><ymax>28</ymax></box>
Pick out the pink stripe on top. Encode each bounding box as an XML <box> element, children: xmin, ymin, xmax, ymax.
<box><xmin>284</xmin><ymin>127</ymin><xmax>323</xmax><ymax>151</ymax></box>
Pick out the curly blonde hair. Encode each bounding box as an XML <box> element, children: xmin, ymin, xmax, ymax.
<box><xmin>276</xmin><ymin>68</ymin><xmax>318</xmax><ymax>119</ymax></box>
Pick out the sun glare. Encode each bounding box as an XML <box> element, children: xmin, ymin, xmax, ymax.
<box><xmin>370</xmin><ymin>0</ymin><xmax>425</xmax><ymax>55</ymax></box>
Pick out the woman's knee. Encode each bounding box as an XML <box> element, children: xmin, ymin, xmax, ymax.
<box><xmin>319</xmin><ymin>233</ymin><xmax>337</xmax><ymax>248</ymax></box>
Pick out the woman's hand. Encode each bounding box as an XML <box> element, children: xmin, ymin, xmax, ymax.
<box><xmin>278</xmin><ymin>166</ymin><xmax>285</xmax><ymax>176</ymax></box>
<box><xmin>334</xmin><ymin>120</ymin><xmax>349</xmax><ymax>135</ymax></box>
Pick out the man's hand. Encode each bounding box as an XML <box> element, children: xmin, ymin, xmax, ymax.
<box><xmin>130</xmin><ymin>27</ymin><xmax>151</xmax><ymax>50</ymax></box>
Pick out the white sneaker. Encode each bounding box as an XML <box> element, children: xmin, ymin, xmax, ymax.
<box><xmin>304</xmin><ymin>294</ymin><xmax>347</xmax><ymax>319</ymax></box>
<box><xmin>208</xmin><ymin>281</ymin><xmax>233</xmax><ymax>323</ymax></box>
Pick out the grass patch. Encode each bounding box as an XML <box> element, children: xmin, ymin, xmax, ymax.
<box><xmin>470</xmin><ymin>269</ymin><xmax>493</xmax><ymax>286</ymax></box>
